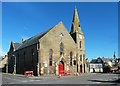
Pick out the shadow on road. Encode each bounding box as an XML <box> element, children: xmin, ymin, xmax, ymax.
<box><xmin>88</xmin><ymin>78</ymin><xmax>120</xmax><ymax>84</ymax></box>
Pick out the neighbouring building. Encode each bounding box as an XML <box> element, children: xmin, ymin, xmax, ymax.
<box><xmin>89</xmin><ymin>59</ymin><xmax>103</xmax><ymax>73</ymax></box>
<box><xmin>0</xmin><ymin>55</ymin><xmax>8</xmax><ymax>73</ymax></box>
<box><xmin>118</xmin><ymin>58</ymin><xmax>120</xmax><ymax>70</ymax></box>
<box><xmin>8</xmin><ymin>7</ymin><xmax>89</xmax><ymax>76</ymax></box>
<box><xmin>90</xmin><ymin>54</ymin><xmax>119</xmax><ymax>73</ymax></box>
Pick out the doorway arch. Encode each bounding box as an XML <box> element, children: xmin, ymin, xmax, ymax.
<box><xmin>58</xmin><ymin>60</ymin><xmax>64</xmax><ymax>75</ymax></box>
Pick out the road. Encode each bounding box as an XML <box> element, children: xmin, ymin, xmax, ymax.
<box><xmin>1</xmin><ymin>73</ymin><xmax>120</xmax><ymax>85</ymax></box>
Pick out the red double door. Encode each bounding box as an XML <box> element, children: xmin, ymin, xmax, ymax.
<box><xmin>58</xmin><ymin>64</ymin><xmax>64</xmax><ymax>75</ymax></box>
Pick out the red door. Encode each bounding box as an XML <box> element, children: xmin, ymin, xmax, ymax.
<box><xmin>80</xmin><ymin>65</ymin><xmax>82</xmax><ymax>73</ymax></box>
<box><xmin>58</xmin><ymin>64</ymin><xmax>64</xmax><ymax>75</ymax></box>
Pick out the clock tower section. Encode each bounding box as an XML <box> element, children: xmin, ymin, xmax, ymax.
<box><xmin>70</xmin><ymin>7</ymin><xmax>86</xmax><ymax>73</ymax></box>
<box><xmin>70</xmin><ymin>7</ymin><xmax>85</xmax><ymax>51</ymax></box>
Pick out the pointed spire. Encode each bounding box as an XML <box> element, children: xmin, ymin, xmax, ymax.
<box><xmin>113</xmin><ymin>51</ymin><xmax>116</xmax><ymax>59</ymax></box>
<box><xmin>73</xmin><ymin>6</ymin><xmax>80</xmax><ymax>24</ymax></box>
<box><xmin>70</xmin><ymin>6</ymin><xmax>82</xmax><ymax>34</ymax></box>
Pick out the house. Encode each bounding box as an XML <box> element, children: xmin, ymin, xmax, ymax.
<box><xmin>0</xmin><ymin>55</ymin><xmax>8</xmax><ymax>73</ymax></box>
<box><xmin>89</xmin><ymin>59</ymin><xmax>103</xmax><ymax>73</ymax></box>
<box><xmin>7</xmin><ymin>7</ymin><xmax>89</xmax><ymax>76</ymax></box>
<box><xmin>90</xmin><ymin>56</ymin><xmax>119</xmax><ymax>73</ymax></box>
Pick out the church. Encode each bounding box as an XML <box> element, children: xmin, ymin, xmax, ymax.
<box><xmin>8</xmin><ymin>7</ymin><xmax>89</xmax><ymax>76</ymax></box>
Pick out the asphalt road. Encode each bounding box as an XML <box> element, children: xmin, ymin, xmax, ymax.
<box><xmin>1</xmin><ymin>73</ymin><xmax>120</xmax><ymax>85</ymax></box>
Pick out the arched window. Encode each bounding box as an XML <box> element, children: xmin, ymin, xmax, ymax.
<box><xmin>31</xmin><ymin>49</ymin><xmax>34</xmax><ymax>68</ymax></box>
<box><xmin>74</xmin><ymin>60</ymin><xmax>76</xmax><ymax>65</ymax></box>
<box><xmin>80</xmin><ymin>41</ymin><xmax>82</xmax><ymax>48</ymax></box>
<box><xmin>83</xmin><ymin>54</ymin><xmax>85</xmax><ymax>58</ymax></box>
<box><xmin>70</xmin><ymin>52</ymin><xmax>72</xmax><ymax>66</ymax></box>
<box><xmin>60</xmin><ymin>43</ymin><xmax>64</xmax><ymax>56</ymax></box>
<box><xmin>80</xmin><ymin>55</ymin><xmax>82</xmax><ymax>61</ymax></box>
<box><xmin>49</xmin><ymin>49</ymin><xmax>53</xmax><ymax>66</ymax></box>
<box><xmin>83</xmin><ymin>54</ymin><xmax>85</xmax><ymax>61</ymax></box>
<box><xmin>23</xmin><ymin>52</ymin><xmax>26</xmax><ymax>71</ymax></box>
<box><xmin>23</xmin><ymin>52</ymin><xmax>25</xmax><ymax>56</ymax></box>
<box><xmin>17</xmin><ymin>53</ymin><xmax>19</xmax><ymax>66</ymax></box>
<box><xmin>31</xmin><ymin>49</ymin><xmax>34</xmax><ymax>56</ymax></box>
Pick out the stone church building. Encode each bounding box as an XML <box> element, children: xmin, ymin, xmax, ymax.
<box><xmin>8</xmin><ymin>7</ymin><xmax>89</xmax><ymax>76</ymax></box>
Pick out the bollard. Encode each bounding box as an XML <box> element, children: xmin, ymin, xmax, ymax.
<box><xmin>58</xmin><ymin>74</ymin><xmax>61</xmax><ymax>78</ymax></box>
<box><xmin>76</xmin><ymin>73</ymin><xmax>79</xmax><ymax>76</ymax></box>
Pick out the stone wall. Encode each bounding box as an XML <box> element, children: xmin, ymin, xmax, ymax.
<box><xmin>39</xmin><ymin>22</ymin><xmax>77</xmax><ymax>75</ymax></box>
<box><xmin>15</xmin><ymin>44</ymin><xmax>38</xmax><ymax>76</ymax></box>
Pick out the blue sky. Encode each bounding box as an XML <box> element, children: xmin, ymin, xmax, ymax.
<box><xmin>2</xmin><ymin>2</ymin><xmax>118</xmax><ymax>61</ymax></box>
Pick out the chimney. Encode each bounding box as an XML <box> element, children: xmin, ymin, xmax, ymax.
<box><xmin>22</xmin><ymin>38</ymin><xmax>26</xmax><ymax>43</ymax></box>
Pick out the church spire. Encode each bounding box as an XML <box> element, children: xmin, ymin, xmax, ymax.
<box><xmin>113</xmin><ymin>51</ymin><xmax>116</xmax><ymax>59</ymax></box>
<box><xmin>70</xmin><ymin>6</ymin><xmax>82</xmax><ymax>34</ymax></box>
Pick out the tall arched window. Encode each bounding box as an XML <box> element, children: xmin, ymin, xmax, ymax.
<box><xmin>80</xmin><ymin>41</ymin><xmax>82</xmax><ymax>48</ymax></box>
<box><xmin>80</xmin><ymin>55</ymin><xmax>82</xmax><ymax>61</ymax></box>
<box><xmin>31</xmin><ymin>49</ymin><xmax>34</xmax><ymax>69</ymax></box>
<box><xmin>49</xmin><ymin>49</ymin><xmax>53</xmax><ymax>66</ymax></box>
<box><xmin>60</xmin><ymin>43</ymin><xmax>64</xmax><ymax>56</ymax></box>
<box><xmin>17</xmin><ymin>53</ymin><xmax>19</xmax><ymax>68</ymax></box>
<box><xmin>70</xmin><ymin>52</ymin><xmax>72</xmax><ymax>66</ymax></box>
<box><xmin>23</xmin><ymin>52</ymin><xmax>26</xmax><ymax>71</ymax></box>
<box><xmin>83</xmin><ymin>54</ymin><xmax>85</xmax><ymax>61</ymax></box>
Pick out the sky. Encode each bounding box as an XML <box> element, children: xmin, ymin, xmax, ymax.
<box><xmin>2</xmin><ymin>2</ymin><xmax>118</xmax><ymax>61</ymax></box>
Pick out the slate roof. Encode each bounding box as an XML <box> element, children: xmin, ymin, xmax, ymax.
<box><xmin>90</xmin><ymin>58</ymin><xmax>114</xmax><ymax>64</ymax></box>
<box><xmin>13</xmin><ymin>42</ymin><xmax>22</xmax><ymax>50</ymax></box>
<box><xmin>90</xmin><ymin>59</ymin><xmax>97</xmax><ymax>63</ymax></box>
<box><xmin>100</xmin><ymin>58</ymin><xmax>113</xmax><ymax>62</ymax></box>
<box><xmin>16</xmin><ymin>27</ymin><xmax>53</xmax><ymax>50</ymax></box>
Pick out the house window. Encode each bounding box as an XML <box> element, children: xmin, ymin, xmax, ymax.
<box><xmin>49</xmin><ymin>49</ymin><xmax>53</xmax><ymax>66</ymax></box>
<box><xmin>60</xmin><ymin>43</ymin><xmax>64</xmax><ymax>56</ymax></box>
<box><xmin>70</xmin><ymin>52</ymin><xmax>72</xmax><ymax>66</ymax></box>
<box><xmin>80</xmin><ymin>55</ymin><xmax>82</xmax><ymax>61</ymax></box>
<box><xmin>80</xmin><ymin>41</ymin><xmax>82</xmax><ymax>48</ymax></box>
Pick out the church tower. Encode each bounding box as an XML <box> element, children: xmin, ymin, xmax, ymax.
<box><xmin>70</xmin><ymin>7</ymin><xmax>87</xmax><ymax>73</ymax></box>
<box><xmin>70</xmin><ymin>7</ymin><xmax>85</xmax><ymax>51</ymax></box>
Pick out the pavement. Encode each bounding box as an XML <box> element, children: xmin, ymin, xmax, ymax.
<box><xmin>1</xmin><ymin>72</ymin><xmax>120</xmax><ymax>84</ymax></box>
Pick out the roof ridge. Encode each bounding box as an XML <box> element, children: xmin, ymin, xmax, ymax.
<box><xmin>15</xmin><ymin>21</ymin><xmax>63</xmax><ymax>51</ymax></box>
